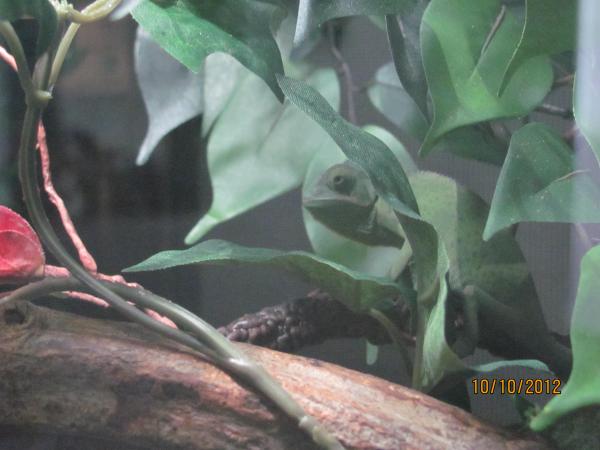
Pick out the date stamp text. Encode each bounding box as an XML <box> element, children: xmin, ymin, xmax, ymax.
<box><xmin>471</xmin><ymin>378</ymin><xmax>561</xmax><ymax>395</ymax></box>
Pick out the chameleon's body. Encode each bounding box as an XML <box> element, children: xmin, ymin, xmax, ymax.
<box><xmin>304</xmin><ymin>162</ymin><xmax>571</xmax><ymax>379</ymax></box>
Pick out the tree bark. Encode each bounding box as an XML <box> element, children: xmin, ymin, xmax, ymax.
<box><xmin>0</xmin><ymin>301</ymin><xmax>549</xmax><ymax>450</ymax></box>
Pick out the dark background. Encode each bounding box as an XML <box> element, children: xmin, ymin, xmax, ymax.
<box><xmin>0</xmin><ymin>12</ymin><xmax>576</xmax><ymax>448</ymax></box>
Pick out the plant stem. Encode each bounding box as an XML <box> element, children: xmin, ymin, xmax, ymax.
<box><xmin>19</xmin><ymin>103</ymin><xmax>216</xmax><ymax>362</ymax></box>
<box><xmin>18</xmin><ymin>106</ymin><xmax>343</xmax><ymax>448</ymax></box>
<box><xmin>0</xmin><ymin>2</ymin><xmax>343</xmax><ymax>446</ymax></box>
<box><xmin>368</xmin><ymin>308</ymin><xmax>413</xmax><ymax>373</ymax></box>
<box><xmin>326</xmin><ymin>22</ymin><xmax>358</xmax><ymax>125</ymax></box>
<box><xmin>0</xmin><ymin>22</ymin><xmax>42</xmax><ymax>103</ymax></box>
<box><xmin>49</xmin><ymin>21</ymin><xmax>79</xmax><ymax>86</ymax></box>
<box><xmin>60</xmin><ymin>0</ymin><xmax>122</xmax><ymax>24</ymax></box>
<box><xmin>9</xmin><ymin>8</ymin><xmax>344</xmax><ymax>447</ymax></box>
<box><xmin>1</xmin><ymin>276</ymin><xmax>346</xmax><ymax>450</ymax></box>
<box><xmin>411</xmin><ymin>305</ymin><xmax>428</xmax><ymax>390</ymax></box>
<box><xmin>50</xmin><ymin>0</ymin><xmax>123</xmax><ymax>86</ymax></box>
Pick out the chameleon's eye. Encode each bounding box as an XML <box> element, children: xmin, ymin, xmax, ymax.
<box><xmin>331</xmin><ymin>174</ymin><xmax>355</xmax><ymax>194</ymax></box>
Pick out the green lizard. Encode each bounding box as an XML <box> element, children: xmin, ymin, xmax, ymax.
<box><xmin>303</xmin><ymin>161</ymin><xmax>572</xmax><ymax>380</ymax></box>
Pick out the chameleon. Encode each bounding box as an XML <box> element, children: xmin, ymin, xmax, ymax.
<box><xmin>303</xmin><ymin>161</ymin><xmax>572</xmax><ymax>380</ymax></box>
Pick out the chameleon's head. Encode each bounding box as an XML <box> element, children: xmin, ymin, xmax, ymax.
<box><xmin>303</xmin><ymin>161</ymin><xmax>378</xmax><ymax>227</ymax></box>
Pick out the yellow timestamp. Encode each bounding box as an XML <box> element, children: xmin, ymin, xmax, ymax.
<box><xmin>471</xmin><ymin>378</ymin><xmax>561</xmax><ymax>395</ymax></box>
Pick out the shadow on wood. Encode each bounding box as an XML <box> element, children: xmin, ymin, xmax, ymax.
<box><xmin>0</xmin><ymin>301</ymin><xmax>549</xmax><ymax>449</ymax></box>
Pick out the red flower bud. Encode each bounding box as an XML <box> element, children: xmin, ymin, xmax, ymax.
<box><xmin>0</xmin><ymin>206</ymin><xmax>45</xmax><ymax>284</ymax></box>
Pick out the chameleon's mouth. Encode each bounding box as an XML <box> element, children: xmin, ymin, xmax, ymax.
<box><xmin>302</xmin><ymin>194</ymin><xmax>374</xmax><ymax>211</ymax></box>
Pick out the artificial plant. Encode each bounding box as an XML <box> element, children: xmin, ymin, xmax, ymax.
<box><xmin>1</xmin><ymin>0</ymin><xmax>599</xmax><ymax>449</ymax></box>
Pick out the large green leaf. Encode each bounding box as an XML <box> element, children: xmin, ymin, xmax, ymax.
<box><xmin>185</xmin><ymin>62</ymin><xmax>339</xmax><ymax>244</ymax></box>
<box><xmin>132</xmin><ymin>0</ymin><xmax>285</xmax><ymax>101</ymax></box>
<box><xmin>0</xmin><ymin>0</ymin><xmax>57</xmax><ymax>55</ymax></box>
<box><xmin>368</xmin><ymin>63</ymin><xmax>507</xmax><ymax>165</ymax></box>
<box><xmin>385</xmin><ymin>0</ymin><xmax>428</xmax><ymax>116</ymax></box>
<box><xmin>484</xmin><ymin>123</ymin><xmax>600</xmax><ymax>240</ymax></box>
<box><xmin>134</xmin><ymin>27</ymin><xmax>204</xmax><ymax>165</ymax></box>
<box><xmin>201</xmin><ymin>53</ymin><xmax>246</xmax><ymax>137</ymax></box>
<box><xmin>412</xmin><ymin>171</ymin><xmax>561</xmax><ymax>386</ymax></box>
<box><xmin>574</xmin><ymin>76</ymin><xmax>600</xmax><ymax>165</ymax></box>
<box><xmin>294</xmin><ymin>0</ymin><xmax>411</xmax><ymax>45</ymax></box>
<box><xmin>419</xmin><ymin>279</ymin><xmax>465</xmax><ymax>390</ymax></box>
<box><xmin>125</xmin><ymin>239</ymin><xmax>402</xmax><ymax>313</ymax></box>
<box><xmin>200</xmin><ymin>9</ymin><xmax>304</xmax><ymax>137</ymax></box>
<box><xmin>499</xmin><ymin>0</ymin><xmax>577</xmax><ymax>94</ymax></box>
<box><xmin>420</xmin><ymin>0</ymin><xmax>553</xmax><ymax>154</ymax></box>
<box><xmin>302</xmin><ymin>125</ymin><xmax>417</xmax><ymax>278</ymax></box>
<box><xmin>439</xmin><ymin>126</ymin><xmax>507</xmax><ymax>166</ymax></box>
<box><xmin>574</xmin><ymin>4</ymin><xmax>600</xmax><ymax>164</ymax></box>
<box><xmin>530</xmin><ymin>246</ymin><xmax>600</xmax><ymax>431</ymax></box>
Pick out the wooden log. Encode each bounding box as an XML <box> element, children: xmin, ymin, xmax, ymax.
<box><xmin>0</xmin><ymin>301</ymin><xmax>549</xmax><ymax>449</ymax></box>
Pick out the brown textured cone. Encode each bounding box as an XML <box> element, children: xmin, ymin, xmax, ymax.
<box><xmin>0</xmin><ymin>301</ymin><xmax>550</xmax><ymax>449</ymax></box>
<box><xmin>219</xmin><ymin>289</ymin><xmax>407</xmax><ymax>351</ymax></box>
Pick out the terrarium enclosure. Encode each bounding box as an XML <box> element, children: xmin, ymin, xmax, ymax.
<box><xmin>0</xmin><ymin>0</ymin><xmax>598</xmax><ymax>449</ymax></box>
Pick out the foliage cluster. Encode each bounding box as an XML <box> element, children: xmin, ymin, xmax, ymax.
<box><xmin>2</xmin><ymin>0</ymin><xmax>599</xmax><ymax>447</ymax></box>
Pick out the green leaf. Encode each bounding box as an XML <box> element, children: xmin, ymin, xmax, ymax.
<box><xmin>419</xmin><ymin>291</ymin><xmax>550</xmax><ymax>391</ymax></box>
<box><xmin>132</xmin><ymin>0</ymin><xmax>285</xmax><ymax>101</ymax></box>
<box><xmin>368</xmin><ymin>63</ymin><xmax>507</xmax><ymax>165</ymax></box>
<box><xmin>200</xmin><ymin>10</ymin><xmax>310</xmax><ymax>137</ymax></box>
<box><xmin>365</xmin><ymin>341</ymin><xmax>379</xmax><ymax>365</ymax></box>
<box><xmin>574</xmin><ymin>76</ymin><xmax>600</xmax><ymax>165</ymax></box>
<box><xmin>185</xmin><ymin>63</ymin><xmax>339</xmax><ymax>244</ymax></box>
<box><xmin>366</xmin><ymin>125</ymin><xmax>418</xmax><ymax>176</ymax></box>
<box><xmin>302</xmin><ymin>125</ymin><xmax>416</xmax><ymax>278</ymax></box>
<box><xmin>125</xmin><ymin>239</ymin><xmax>402</xmax><ymax>313</ymax></box>
<box><xmin>574</xmin><ymin>4</ymin><xmax>600</xmax><ymax>164</ymax></box>
<box><xmin>414</xmin><ymin>171</ymin><xmax>553</xmax><ymax>342</ymax></box>
<box><xmin>471</xmin><ymin>360</ymin><xmax>549</xmax><ymax>374</ymax></box>
<box><xmin>499</xmin><ymin>0</ymin><xmax>577</xmax><ymax>94</ymax></box>
<box><xmin>201</xmin><ymin>53</ymin><xmax>246</xmax><ymax>137</ymax></box>
<box><xmin>134</xmin><ymin>27</ymin><xmax>204</xmax><ymax>165</ymax></box>
<box><xmin>437</xmin><ymin>125</ymin><xmax>507</xmax><ymax>166</ymax></box>
<box><xmin>368</xmin><ymin>62</ymin><xmax>429</xmax><ymax>142</ymax></box>
<box><xmin>530</xmin><ymin>246</ymin><xmax>600</xmax><ymax>431</ymax></box>
<box><xmin>420</xmin><ymin>281</ymin><xmax>465</xmax><ymax>389</ymax></box>
<box><xmin>294</xmin><ymin>0</ymin><xmax>412</xmax><ymax>45</ymax></box>
<box><xmin>368</xmin><ymin>15</ymin><xmax>387</xmax><ymax>31</ymax></box>
<box><xmin>420</xmin><ymin>0</ymin><xmax>553</xmax><ymax>154</ymax></box>
<box><xmin>412</xmin><ymin>171</ymin><xmax>557</xmax><ymax>387</ymax></box>
<box><xmin>0</xmin><ymin>0</ymin><xmax>57</xmax><ymax>55</ymax></box>
<box><xmin>111</xmin><ymin>0</ymin><xmax>142</xmax><ymax>20</ymax></box>
<box><xmin>385</xmin><ymin>0</ymin><xmax>428</xmax><ymax>116</ymax></box>
<box><xmin>484</xmin><ymin>123</ymin><xmax>600</xmax><ymax>240</ymax></box>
